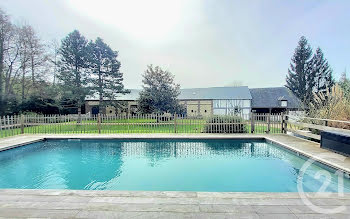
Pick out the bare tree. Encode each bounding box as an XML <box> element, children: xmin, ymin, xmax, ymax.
<box><xmin>18</xmin><ymin>25</ymin><xmax>31</xmax><ymax>101</ymax></box>
<box><xmin>47</xmin><ymin>39</ymin><xmax>60</xmax><ymax>85</ymax></box>
<box><xmin>0</xmin><ymin>9</ymin><xmax>12</xmax><ymax>113</ymax></box>
<box><xmin>3</xmin><ymin>25</ymin><xmax>21</xmax><ymax>97</ymax></box>
<box><xmin>24</xmin><ymin>25</ymin><xmax>47</xmax><ymax>87</ymax></box>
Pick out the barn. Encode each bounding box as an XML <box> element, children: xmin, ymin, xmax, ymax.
<box><xmin>85</xmin><ymin>86</ymin><xmax>302</xmax><ymax>116</ymax></box>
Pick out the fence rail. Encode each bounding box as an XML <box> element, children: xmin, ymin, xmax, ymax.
<box><xmin>287</xmin><ymin>115</ymin><xmax>350</xmax><ymax>141</ymax></box>
<box><xmin>0</xmin><ymin>113</ymin><xmax>285</xmax><ymax>138</ymax></box>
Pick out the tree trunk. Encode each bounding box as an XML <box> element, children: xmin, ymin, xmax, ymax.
<box><xmin>0</xmin><ymin>38</ymin><xmax>4</xmax><ymax>114</ymax></box>
<box><xmin>21</xmin><ymin>65</ymin><xmax>25</xmax><ymax>101</ymax></box>
<box><xmin>31</xmin><ymin>56</ymin><xmax>35</xmax><ymax>87</ymax></box>
<box><xmin>99</xmin><ymin>93</ymin><xmax>103</xmax><ymax>118</ymax></box>
<box><xmin>98</xmin><ymin>67</ymin><xmax>104</xmax><ymax>114</ymax></box>
<box><xmin>5</xmin><ymin>65</ymin><xmax>11</xmax><ymax>95</ymax></box>
<box><xmin>77</xmin><ymin>104</ymin><xmax>82</xmax><ymax>124</ymax></box>
<box><xmin>0</xmin><ymin>40</ymin><xmax>3</xmax><ymax>95</ymax></box>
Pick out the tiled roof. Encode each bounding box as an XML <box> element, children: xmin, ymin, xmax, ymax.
<box><xmin>86</xmin><ymin>86</ymin><xmax>252</xmax><ymax>101</ymax></box>
<box><xmin>179</xmin><ymin>86</ymin><xmax>252</xmax><ymax>100</ymax></box>
<box><xmin>250</xmin><ymin>87</ymin><xmax>302</xmax><ymax>109</ymax></box>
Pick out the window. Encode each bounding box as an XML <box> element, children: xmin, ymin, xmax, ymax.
<box><xmin>204</xmin><ymin>110</ymin><xmax>207</xmax><ymax>113</ymax></box>
<box><xmin>110</xmin><ymin>110</ymin><xmax>113</xmax><ymax>114</ymax></box>
<box><xmin>281</xmin><ymin>100</ymin><xmax>288</xmax><ymax>107</ymax></box>
<box><xmin>191</xmin><ymin>110</ymin><xmax>194</xmax><ymax>112</ymax></box>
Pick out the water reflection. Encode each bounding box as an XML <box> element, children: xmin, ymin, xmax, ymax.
<box><xmin>121</xmin><ymin>140</ymin><xmax>287</xmax><ymax>160</ymax></box>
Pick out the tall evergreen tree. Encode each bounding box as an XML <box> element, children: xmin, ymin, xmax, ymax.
<box><xmin>286</xmin><ymin>36</ymin><xmax>313</xmax><ymax>103</ymax></box>
<box><xmin>309</xmin><ymin>47</ymin><xmax>334</xmax><ymax>93</ymax></box>
<box><xmin>138</xmin><ymin>65</ymin><xmax>183</xmax><ymax>114</ymax></box>
<box><xmin>286</xmin><ymin>37</ymin><xmax>335</xmax><ymax>105</ymax></box>
<box><xmin>88</xmin><ymin>37</ymin><xmax>129</xmax><ymax>114</ymax></box>
<box><xmin>57</xmin><ymin>30</ymin><xmax>90</xmax><ymax>122</ymax></box>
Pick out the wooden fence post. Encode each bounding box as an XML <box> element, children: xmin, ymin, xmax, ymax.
<box><xmin>0</xmin><ymin>116</ymin><xmax>2</xmax><ymax>138</ymax></box>
<box><xmin>251</xmin><ymin>112</ymin><xmax>255</xmax><ymax>133</ymax></box>
<box><xmin>282</xmin><ymin>113</ymin><xmax>287</xmax><ymax>134</ymax></box>
<box><xmin>127</xmin><ymin>114</ymin><xmax>130</xmax><ymax>133</ymax></box>
<box><xmin>98</xmin><ymin>114</ymin><xmax>101</xmax><ymax>134</ymax></box>
<box><xmin>267</xmin><ymin>113</ymin><xmax>271</xmax><ymax>134</ymax></box>
<box><xmin>174</xmin><ymin>113</ymin><xmax>177</xmax><ymax>133</ymax></box>
<box><xmin>284</xmin><ymin>114</ymin><xmax>288</xmax><ymax>134</ymax></box>
<box><xmin>7</xmin><ymin>115</ymin><xmax>9</xmax><ymax>136</ymax></box>
<box><xmin>20</xmin><ymin>114</ymin><xmax>24</xmax><ymax>134</ymax></box>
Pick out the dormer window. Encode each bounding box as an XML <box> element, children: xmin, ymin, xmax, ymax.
<box><xmin>281</xmin><ymin>100</ymin><xmax>288</xmax><ymax>107</ymax></box>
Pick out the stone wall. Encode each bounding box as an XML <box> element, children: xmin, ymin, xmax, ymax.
<box><xmin>86</xmin><ymin>100</ymin><xmax>214</xmax><ymax>116</ymax></box>
<box><xmin>180</xmin><ymin>100</ymin><xmax>213</xmax><ymax>117</ymax></box>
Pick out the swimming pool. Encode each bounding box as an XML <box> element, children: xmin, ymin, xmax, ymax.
<box><xmin>0</xmin><ymin>138</ymin><xmax>349</xmax><ymax>192</ymax></box>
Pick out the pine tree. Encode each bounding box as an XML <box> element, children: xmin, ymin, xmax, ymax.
<box><xmin>57</xmin><ymin>30</ymin><xmax>90</xmax><ymax>122</ymax></box>
<box><xmin>286</xmin><ymin>37</ymin><xmax>336</xmax><ymax>105</ymax></box>
<box><xmin>286</xmin><ymin>36</ymin><xmax>313</xmax><ymax>103</ymax></box>
<box><xmin>310</xmin><ymin>47</ymin><xmax>334</xmax><ymax>93</ymax></box>
<box><xmin>138</xmin><ymin>65</ymin><xmax>183</xmax><ymax>114</ymax></box>
<box><xmin>88</xmin><ymin>37</ymin><xmax>129</xmax><ymax>113</ymax></box>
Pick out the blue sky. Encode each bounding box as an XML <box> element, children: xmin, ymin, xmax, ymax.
<box><xmin>1</xmin><ymin>0</ymin><xmax>349</xmax><ymax>88</ymax></box>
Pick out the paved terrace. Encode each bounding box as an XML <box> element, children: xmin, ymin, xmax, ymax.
<box><xmin>1</xmin><ymin>189</ymin><xmax>350</xmax><ymax>218</ymax></box>
<box><xmin>0</xmin><ymin>134</ymin><xmax>350</xmax><ymax>218</ymax></box>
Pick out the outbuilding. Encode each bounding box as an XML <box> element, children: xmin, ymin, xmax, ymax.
<box><xmin>249</xmin><ymin>87</ymin><xmax>302</xmax><ymax>113</ymax></box>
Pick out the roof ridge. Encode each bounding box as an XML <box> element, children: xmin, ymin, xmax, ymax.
<box><xmin>181</xmin><ymin>86</ymin><xmax>248</xmax><ymax>89</ymax></box>
<box><xmin>250</xmin><ymin>86</ymin><xmax>287</xmax><ymax>90</ymax></box>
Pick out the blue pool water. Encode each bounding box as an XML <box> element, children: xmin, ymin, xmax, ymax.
<box><xmin>0</xmin><ymin>139</ymin><xmax>349</xmax><ymax>192</ymax></box>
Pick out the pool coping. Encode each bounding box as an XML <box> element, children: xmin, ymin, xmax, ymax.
<box><xmin>264</xmin><ymin>136</ymin><xmax>350</xmax><ymax>176</ymax></box>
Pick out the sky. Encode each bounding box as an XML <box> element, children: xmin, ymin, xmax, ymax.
<box><xmin>1</xmin><ymin>0</ymin><xmax>349</xmax><ymax>89</ymax></box>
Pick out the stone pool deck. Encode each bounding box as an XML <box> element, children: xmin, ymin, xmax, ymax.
<box><xmin>1</xmin><ymin>134</ymin><xmax>350</xmax><ymax>218</ymax></box>
<box><xmin>1</xmin><ymin>189</ymin><xmax>350</xmax><ymax>218</ymax></box>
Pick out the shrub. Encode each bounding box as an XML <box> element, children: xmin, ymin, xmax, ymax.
<box><xmin>204</xmin><ymin>115</ymin><xmax>247</xmax><ymax>133</ymax></box>
<box><xmin>309</xmin><ymin>85</ymin><xmax>350</xmax><ymax>130</ymax></box>
<box><xmin>20</xmin><ymin>95</ymin><xmax>60</xmax><ymax>115</ymax></box>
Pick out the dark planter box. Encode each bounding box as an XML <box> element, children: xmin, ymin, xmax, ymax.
<box><xmin>321</xmin><ymin>131</ymin><xmax>350</xmax><ymax>156</ymax></box>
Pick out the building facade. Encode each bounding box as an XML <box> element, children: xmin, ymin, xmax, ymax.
<box><xmin>85</xmin><ymin>86</ymin><xmax>301</xmax><ymax>116</ymax></box>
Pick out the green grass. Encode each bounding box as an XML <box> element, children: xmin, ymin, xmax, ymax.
<box><xmin>0</xmin><ymin>118</ymin><xmax>282</xmax><ymax>138</ymax></box>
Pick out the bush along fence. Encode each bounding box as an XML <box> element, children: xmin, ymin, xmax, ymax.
<box><xmin>0</xmin><ymin>113</ymin><xmax>286</xmax><ymax>138</ymax></box>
